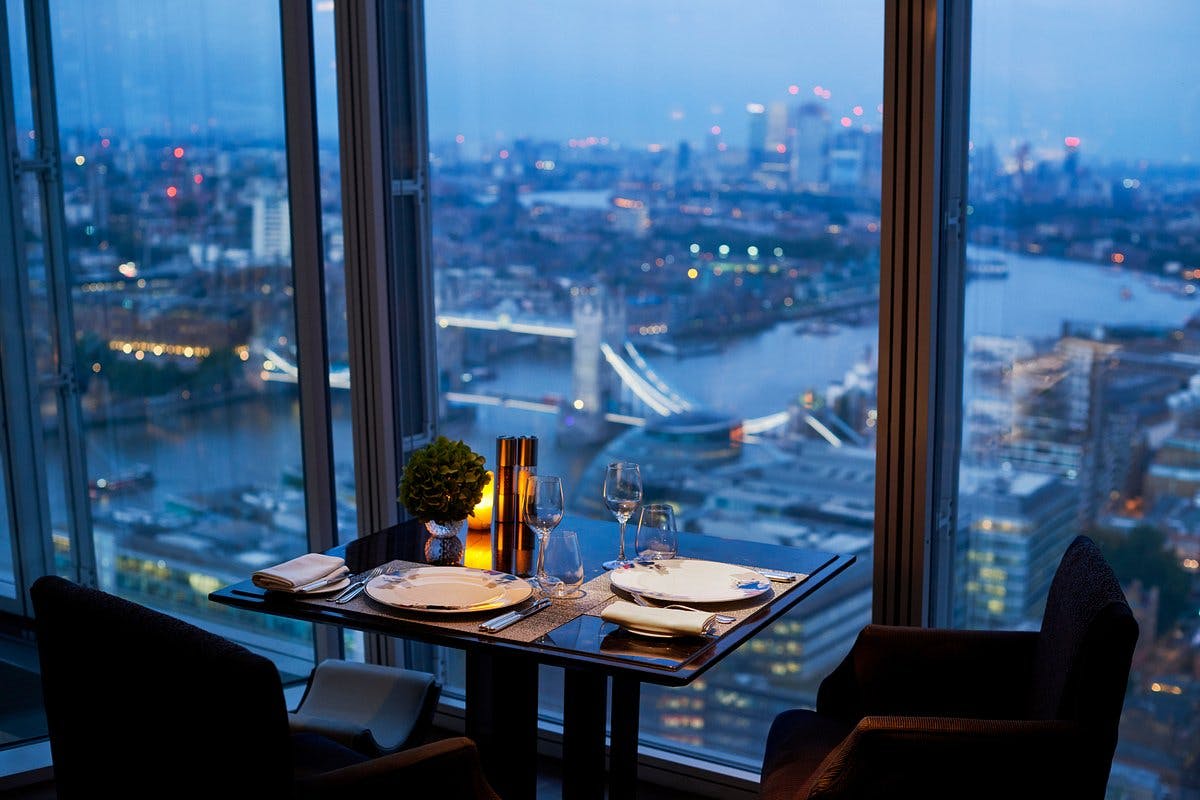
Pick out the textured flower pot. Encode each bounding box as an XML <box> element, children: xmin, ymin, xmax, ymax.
<box><xmin>423</xmin><ymin>519</ymin><xmax>466</xmax><ymax>566</ymax></box>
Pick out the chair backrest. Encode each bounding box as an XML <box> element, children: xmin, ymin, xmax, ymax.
<box><xmin>30</xmin><ymin>575</ymin><xmax>295</xmax><ymax>798</ymax></box>
<box><xmin>1031</xmin><ymin>536</ymin><xmax>1139</xmax><ymax>787</ymax></box>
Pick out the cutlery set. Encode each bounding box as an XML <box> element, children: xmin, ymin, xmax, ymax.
<box><xmin>331</xmin><ymin>565</ymin><xmax>387</xmax><ymax>603</ymax></box>
<box><xmin>479</xmin><ymin>597</ymin><xmax>552</xmax><ymax>632</ymax></box>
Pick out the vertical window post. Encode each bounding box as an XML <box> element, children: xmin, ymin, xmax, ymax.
<box><xmin>279</xmin><ymin>0</ymin><xmax>340</xmax><ymax>660</ymax></box>
<box><xmin>876</xmin><ymin>0</ymin><xmax>971</xmax><ymax>626</ymax></box>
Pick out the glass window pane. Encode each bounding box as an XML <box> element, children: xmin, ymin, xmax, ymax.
<box><xmin>425</xmin><ymin>0</ymin><xmax>881</xmax><ymax>768</ymax></box>
<box><xmin>7</xmin><ymin>0</ymin><xmax>35</xmax><ymax>160</ymax></box>
<box><xmin>0</xmin><ymin>441</ymin><xmax>12</xmax><ymax>600</ymax></box>
<box><xmin>49</xmin><ymin>0</ymin><xmax>316</xmax><ymax>680</ymax></box>
<box><xmin>313</xmin><ymin>0</ymin><xmax>358</xmax><ymax>541</ymax></box>
<box><xmin>956</xmin><ymin>3</ymin><xmax>1200</xmax><ymax>794</ymax></box>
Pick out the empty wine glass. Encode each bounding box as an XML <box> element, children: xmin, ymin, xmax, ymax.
<box><xmin>542</xmin><ymin>529</ymin><xmax>585</xmax><ymax>599</ymax></box>
<box><xmin>522</xmin><ymin>474</ymin><xmax>564</xmax><ymax>594</ymax></box>
<box><xmin>635</xmin><ymin>503</ymin><xmax>677</xmax><ymax>562</ymax></box>
<box><xmin>602</xmin><ymin>461</ymin><xmax>642</xmax><ymax>570</ymax></box>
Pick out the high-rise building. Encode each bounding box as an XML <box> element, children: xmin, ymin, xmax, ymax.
<box><xmin>957</xmin><ymin>466</ymin><xmax>1078</xmax><ymax>630</ymax></box>
<box><xmin>251</xmin><ymin>194</ymin><xmax>290</xmax><ymax>263</ymax></box>
<box><xmin>789</xmin><ymin>102</ymin><xmax>828</xmax><ymax>190</ymax></box>
<box><xmin>762</xmin><ymin>101</ymin><xmax>790</xmax><ymax>174</ymax></box>
<box><xmin>746</xmin><ymin>103</ymin><xmax>767</xmax><ymax>169</ymax></box>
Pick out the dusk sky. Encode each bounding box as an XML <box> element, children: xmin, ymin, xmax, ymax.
<box><xmin>26</xmin><ymin>1</ymin><xmax>1200</xmax><ymax>163</ymax></box>
<box><xmin>422</xmin><ymin>0</ymin><xmax>1200</xmax><ymax>162</ymax></box>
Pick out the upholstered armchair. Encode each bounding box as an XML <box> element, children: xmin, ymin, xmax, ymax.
<box><xmin>30</xmin><ymin>575</ymin><xmax>499</xmax><ymax>799</ymax></box>
<box><xmin>760</xmin><ymin>535</ymin><xmax>1139</xmax><ymax>799</ymax></box>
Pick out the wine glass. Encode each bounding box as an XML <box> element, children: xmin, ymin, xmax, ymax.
<box><xmin>541</xmin><ymin>529</ymin><xmax>585</xmax><ymax>599</ymax></box>
<box><xmin>602</xmin><ymin>461</ymin><xmax>642</xmax><ymax>570</ymax></box>
<box><xmin>522</xmin><ymin>474</ymin><xmax>564</xmax><ymax>594</ymax></box>
<box><xmin>635</xmin><ymin>503</ymin><xmax>677</xmax><ymax>562</ymax></box>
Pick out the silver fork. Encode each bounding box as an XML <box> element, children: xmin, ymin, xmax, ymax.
<box><xmin>626</xmin><ymin>590</ymin><xmax>735</xmax><ymax>624</ymax></box>
<box><xmin>332</xmin><ymin>564</ymin><xmax>387</xmax><ymax>603</ymax></box>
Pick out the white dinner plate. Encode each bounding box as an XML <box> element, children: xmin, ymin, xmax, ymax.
<box><xmin>608</xmin><ymin>559</ymin><xmax>771</xmax><ymax>604</ymax></box>
<box><xmin>363</xmin><ymin>566</ymin><xmax>533</xmax><ymax>614</ymax></box>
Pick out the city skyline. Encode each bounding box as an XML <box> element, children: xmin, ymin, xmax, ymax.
<box><xmin>15</xmin><ymin>1</ymin><xmax>1200</xmax><ymax>163</ymax></box>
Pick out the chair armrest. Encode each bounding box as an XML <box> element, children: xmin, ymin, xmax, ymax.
<box><xmin>817</xmin><ymin>624</ymin><xmax>1039</xmax><ymax>719</ymax></box>
<box><xmin>805</xmin><ymin>716</ymin><xmax>1090</xmax><ymax>799</ymax></box>
<box><xmin>295</xmin><ymin>736</ymin><xmax>501</xmax><ymax>799</ymax></box>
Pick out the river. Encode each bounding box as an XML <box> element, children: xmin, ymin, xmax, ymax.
<box><xmin>54</xmin><ymin>247</ymin><xmax>1200</xmax><ymax>537</ymax></box>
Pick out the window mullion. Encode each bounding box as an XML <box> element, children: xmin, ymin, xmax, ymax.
<box><xmin>334</xmin><ymin>0</ymin><xmax>402</xmax><ymax>535</ymax></box>
<box><xmin>23</xmin><ymin>0</ymin><xmax>95</xmax><ymax>587</ymax></box>
<box><xmin>279</xmin><ymin>0</ymin><xmax>340</xmax><ymax>663</ymax></box>
<box><xmin>875</xmin><ymin>0</ymin><xmax>970</xmax><ymax>627</ymax></box>
<box><xmin>279</xmin><ymin>0</ymin><xmax>338</xmax><ymax>552</ymax></box>
<box><xmin>0</xmin><ymin>3</ymin><xmax>52</xmax><ymax>613</ymax></box>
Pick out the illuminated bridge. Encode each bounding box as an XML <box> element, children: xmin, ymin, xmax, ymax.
<box><xmin>258</xmin><ymin>304</ymin><xmax>852</xmax><ymax>445</ymax></box>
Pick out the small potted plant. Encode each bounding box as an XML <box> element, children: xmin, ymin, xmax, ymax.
<box><xmin>399</xmin><ymin>436</ymin><xmax>490</xmax><ymax>565</ymax></box>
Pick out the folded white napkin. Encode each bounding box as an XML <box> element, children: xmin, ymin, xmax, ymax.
<box><xmin>252</xmin><ymin>553</ymin><xmax>348</xmax><ymax>592</ymax></box>
<box><xmin>600</xmin><ymin>600</ymin><xmax>715</xmax><ymax>636</ymax></box>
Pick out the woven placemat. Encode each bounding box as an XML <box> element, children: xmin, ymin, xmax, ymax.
<box><xmin>300</xmin><ymin>559</ymin><xmax>808</xmax><ymax>644</ymax></box>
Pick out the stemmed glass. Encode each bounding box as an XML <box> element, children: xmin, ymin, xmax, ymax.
<box><xmin>522</xmin><ymin>474</ymin><xmax>564</xmax><ymax>594</ymax></box>
<box><xmin>602</xmin><ymin>461</ymin><xmax>642</xmax><ymax>570</ymax></box>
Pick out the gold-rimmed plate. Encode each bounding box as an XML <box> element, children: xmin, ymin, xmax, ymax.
<box><xmin>363</xmin><ymin>566</ymin><xmax>533</xmax><ymax>613</ymax></box>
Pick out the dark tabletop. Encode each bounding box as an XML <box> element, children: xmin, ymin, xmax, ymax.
<box><xmin>209</xmin><ymin>514</ymin><xmax>856</xmax><ymax>687</ymax></box>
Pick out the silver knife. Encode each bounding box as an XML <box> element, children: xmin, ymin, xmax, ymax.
<box><xmin>757</xmin><ymin>569</ymin><xmax>803</xmax><ymax>583</ymax></box>
<box><xmin>479</xmin><ymin>598</ymin><xmax>552</xmax><ymax>633</ymax></box>
<box><xmin>294</xmin><ymin>569</ymin><xmax>350</xmax><ymax>593</ymax></box>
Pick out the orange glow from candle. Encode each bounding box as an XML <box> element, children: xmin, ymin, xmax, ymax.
<box><xmin>468</xmin><ymin>470</ymin><xmax>494</xmax><ymax>530</ymax></box>
<box><xmin>464</xmin><ymin>528</ymin><xmax>492</xmax><ymax>570</ymax></box>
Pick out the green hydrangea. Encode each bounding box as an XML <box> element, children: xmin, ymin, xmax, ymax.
<box><xmin>398</xmin><ymin>436</ymin><xmax>489</xmax><ymax>525</ymax></box>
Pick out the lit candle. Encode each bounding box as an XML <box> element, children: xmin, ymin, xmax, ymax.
<box><xmin>468</xmin><ymin>470</ymin><xmax>494</xmax><ymax>530</ymax></box>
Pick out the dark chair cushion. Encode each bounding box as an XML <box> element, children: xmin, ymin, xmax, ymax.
<box><xmin>290</xmin><ymin>731</ymin><xmax>371</xmax><ymax>779</ymax></box>
<box><xmin>760</xmin><ymin>709</ymin><xmax>856</xmax><ymax>800</ymax></box>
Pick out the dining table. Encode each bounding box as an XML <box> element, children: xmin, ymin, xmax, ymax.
<box><xmin>209</xmin><ymin>514</ymin><xmax>857</xmax><ymax>800</ymax></box>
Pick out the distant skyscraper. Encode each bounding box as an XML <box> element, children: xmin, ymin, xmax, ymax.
<box><xmin>789</xmin><ymin>102</ymin><xmax>828</xmax><ymax>189</ymax></box>
<box><xmin>251</xmin><ymin>194</ymin><xmax>290</xmax><ymax>263</ymax></box>
<box><xmin>746</xmin><ymin>102</ymin><xmax>767</xmax><ymax>169</ymax></box>
<box><xmin>673</xmin><ymin>140</ymin><xmax>692</xmax><ymax>190</ymax></box>
<box><xmin>762</xmin><ymin>102</ymin><xmax>790</xmax><ymax>173</ymax></box>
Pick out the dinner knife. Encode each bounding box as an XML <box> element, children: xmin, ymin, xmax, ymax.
<box><xmin>479</xmin><ymin>598</ymin><xmax>552</xmax><ymax>633</ymax></box>
<box><xmin>294</xmin><ymin>569</ymin><xmax>350</xmax><ymax>593</ymax></box>
<box><xmin>757</xmin><ymin>569</ymin><xmax>803</xmax><ymax>583</ymax></box>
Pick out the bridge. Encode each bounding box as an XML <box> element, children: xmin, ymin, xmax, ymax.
<box><xmin>256</xmin><ymin>326</ymin><xmax>854</xmax><ymax>448</ymax></box>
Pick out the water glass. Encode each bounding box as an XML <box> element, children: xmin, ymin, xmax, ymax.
<box><xmin>635</xmin><ymin>503</ymin><xmax>677</xmax><ymax>561</ymax></box>
<box><xmin>541</xmin><ymin>529</ymin><xmax>585</xmax><ymax>599</ymax></box>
